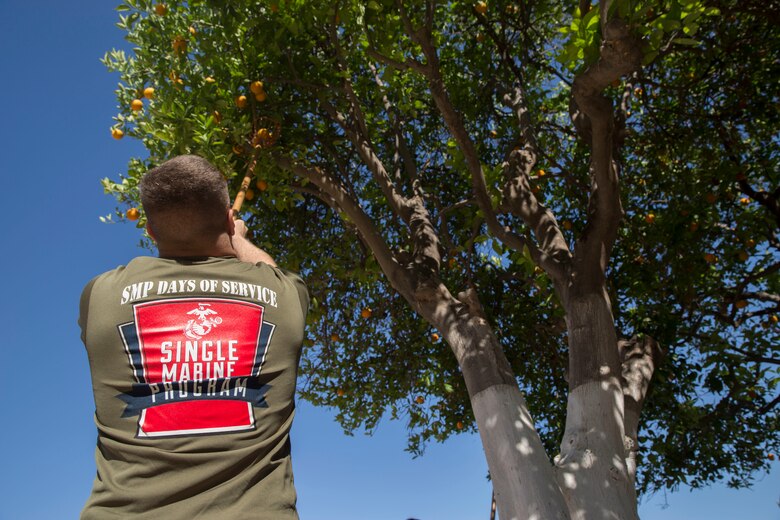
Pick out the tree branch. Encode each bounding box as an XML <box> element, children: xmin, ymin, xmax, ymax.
<box><xmin>619</xmin><ymin>335</ymin><xmax>664</xmax><ymax>485</ymax></box>
<box><xmin>367</xmin><ymin>61</ymin><xmax>422</xmax><ymax>198</ymax></box>
<box><xmin>366</xmin><ymin>47</ymin><xmax>428</xmax><ymax>75</ymax></box>
<box><xmin>500</xmin><ymin>87</ymin><xmax>572</xmax><ymax>283</ymax></box>
<box><xmin>570</xmin><ymin>17</ymin><xmax>642</xmax><ymax>293</ymax></box>
<box><xmin>397</xmin><ymin>17</ymin><xmax>529</xmax><ymax>260</ymax></box>
<box><xmin>319</xmin><ymin>101</ymin><xmax>414</xmax><ymax>224</ymax></box>
<box><xmin>275</xmin><ymin>155</ymin><xmax>416</xmax><ymax>299</ymax></box>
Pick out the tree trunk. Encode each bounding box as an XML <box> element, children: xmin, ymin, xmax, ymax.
<box><xmin>555</xmin><ymin>290</ymin><xmax>638</xmax><ymax>520</ymax></box>
<box><xmin>417</xmin><ymin>284</ymin><xmax>571</xmax><ymax>520</ymax></box>
<box><xmin>620</xmin><ymin>335</ymin><xmax>664</xmax><ymax>486</ymax></box>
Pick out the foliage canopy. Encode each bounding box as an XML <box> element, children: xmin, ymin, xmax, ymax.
<box><xmin>104</xmin><ymin>0</ymin><xmax>778</xmax><ymax>495</ymax></box>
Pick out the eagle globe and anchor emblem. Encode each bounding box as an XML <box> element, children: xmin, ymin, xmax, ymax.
<box><xmin>184</xmin><ymin>303</ymin><xmax>223</xmax><ymax>339</ymax></box>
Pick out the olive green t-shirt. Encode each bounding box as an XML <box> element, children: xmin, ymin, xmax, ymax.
<box><xmin>78</xmin><ymin>256</ymin><xmax>308</xmax><ymax>519</ymax></box>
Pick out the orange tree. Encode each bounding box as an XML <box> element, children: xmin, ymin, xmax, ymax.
<box><xmin>103</xmin><ymin>0</ymin><xmax>778</xmax><ymax>516</ymax></box>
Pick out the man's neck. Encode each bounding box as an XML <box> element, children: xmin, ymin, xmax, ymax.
<box><xmin>156</xmin><ymin>234</ymin><xmax>237</xmax><ymax>259</ymax></box>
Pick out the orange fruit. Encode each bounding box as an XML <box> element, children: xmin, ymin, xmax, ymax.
<box><xmin>456</xmin><ymin>421</ymin><xmax>464</xmax><ymax>430</ymax></box>
<box><xmin>111</xmin><ymin>128</ymin><xmax>124</xmax><ymax>140</ymax></box>
<box><xmin>154</xmin><ymin>3</ymin><xmax>167</xmax><ymax>15</ymax></box>
<box><xmin>189</xmin><ymin>26</ymin><xmax>196</xmax><ymax>35</ymax></box>
<box><xmin>740</xmin><ymin>197</ymin><xmax>751</xmax><ymax>205</ymax></box>
<box><xmin>771</xmin><ymin>315</ymin><xmax>779</xmax><ymax>324</ymax></box>
<box><xmin>253</xmin><ymin>128</ymin><xmax>274</xmax><ymax>147</ymax></box>
<box><xmin>255</xmin><ymin>91</ymin><xmax>267</xmax><ymax>102</ymax></box>
<box><xmin>172</xmin><ymin>36</ymin><xmax>187</xmax><ymax>54</ymax></box>
<box><xmin>489</xmin><ymin>129</ymin><xmax>497</xmax><ymax>138</ymax></box>
<box><xmin>768</xmin><ymin>453</ymin><xmax>775</xmax><ymax>461</ymax></box>
<box><xmin>475</xmin><ymin>1</ymin><xmax>487</xmax><ymax>15</ymax></box>
<box><xmin>704</xmin><ymin>253</ymin><xmax>717</xmax><ymax>264</ymax></box>
<box><xmin>361</xmin><ymin>307</ymin><xmax>372</xmax><ymax>319</ymax></box>
<box><xmin>126</xmin><ymin>207</ymin><xmax>140</xmax><ymax>221</ymax></box>
<box><xmin>131</xmin><ymin>99</ymin><xmax>143</xmax><ymax>111</ymax></box>
<box><xmin>562</xmin><ymin>220</ymin><xmax>573</xmax><ymax>230</ymax></box>
<box><xmin>330</xmin><ymin>333</ymin><xmax>340</xmax><ymax>342</ymax></box>
<box><xmin>336</xmin><ymin>388</ymin><xmax>345</xmax><ymax>397</ymax></box>
<box><xmin>143</xmin><ymin>87</ymin><xmax>154</xmax><ymax>99</ymax></box>
<box><xmin>645</xmin><ymin>213</ymin><xmax>656</xmax><ymax>224</ymax></box>
<box><xmin>232</xmin><ymin>144</ymin><xmax>243</xmax><ymax>155</ymax></box>
<box><xmin>250</xmin><ymin>81</ymin><xmax>265</xmax><ymax>95</ymax></box>
<box><xmin>735</xmin><ymin>300</ymin><xmax>748</xmax><ymax>309</ymax></box>
<box><xmin>256</xmin><ymin>179</ymin><xmax>269</xmax><ymax>192</ymax></box>
<box><xmin>746</xmin><ymin>238</ymin><xmax>756</xmax><ymax>248</ymax></box>
<box><xmin>415</xmin><ymin>396</ymin><xmax>425</xmax><ymax>404</ymax></box>
<box><xmin>236</xmin><ymin>95</ymin><xmax>248</xmax><ymax>108</ymax></box>
<box><xmin>537</xmin><ymin>168</ymin><xmax>546</xmax><ymax>177</ymax></box>
<box><xmin>168</xmin><ymin>70</ymin><xmax>183</xmax><ymax>84</ymax></box>
<box><xmin>244</xmin><ymin>188</ymin><xmax>255</xmax><ymax>201</ymax></box>
<box><xmin>431</xmin><ymin>333</ymin><xmax>440</xmax><ymax>342</ymax></box>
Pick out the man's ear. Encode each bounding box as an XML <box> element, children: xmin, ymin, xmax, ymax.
<box><xmin>227</xmin><ymin>208</ymin><xmax>236</xmax><ymax>236</ymax></box>
<box><xmin>145</xmin><ymin>221</ymin><xmax>158</xmax><ymax>243</ymax></box>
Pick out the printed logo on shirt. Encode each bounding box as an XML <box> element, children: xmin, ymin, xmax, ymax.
<box><xmin>184</xmin><ymin>303</ymin><xmax>222</xmax><ymax>339</ymax></box>
<box><xmin>117</xmin><ymin>297</ymin><xmax>275</xmax><ymax>437</ymax></box>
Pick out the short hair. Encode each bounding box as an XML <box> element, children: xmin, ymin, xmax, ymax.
<box><xmin>139</xmin><ymin>155</ymin><xmax>230</xmax><ymax>246</ymax></box>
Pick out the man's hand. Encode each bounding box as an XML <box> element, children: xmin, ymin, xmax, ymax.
<box><xmin>233</xmin><ymin>218</ymin><xmax>249</xmax><ymax>238</ymax></box>
<box><xmin>230</xmin><ymin>219</ymin><xmax>277</xmax><ymax>267</ymax></box>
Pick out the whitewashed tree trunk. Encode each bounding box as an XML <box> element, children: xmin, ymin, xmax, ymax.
<box><xmin>555</xmin><ymin>291</ymin><xmax>638</xmax><ymax>520</ymax></box>
<box><xmin>419</xmin><ymin>286</ymin><xmax>571</xmax><ymax>520</ymax></box>
<box><xmin>620</xmin><ymin>336</ymin><xmax>664</xmax><ymax>486</ymax></box>
<box><xmin>473</xmin><ymin>384</ymin><xmax>570</xmax><ymax>520</ymax></box>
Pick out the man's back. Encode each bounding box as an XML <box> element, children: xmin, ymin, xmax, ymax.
<box><xmin>79</xmin><ymin>255</ymin><xmax>308</xmax><ymax>519</ymax></box>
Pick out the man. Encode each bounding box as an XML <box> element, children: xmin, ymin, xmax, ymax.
<box><xmin>79</xmin><ymin>155</ymin><xmax>308</xmax><ymax>519</ymax></box>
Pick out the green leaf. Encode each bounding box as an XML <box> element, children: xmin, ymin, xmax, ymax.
<box><xmin>582</xmin><ymin>8</ymin><xmax>599</xmax><ymax>31</ymax></box>
<box><xmin>673</xmin><ymin>38</ymin><xmax>700</xmax><ymax>46</ymax></box>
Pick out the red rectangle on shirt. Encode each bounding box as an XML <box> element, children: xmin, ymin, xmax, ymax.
<box><xmin>132</xmin><ymin>298</ymin><xmax>264</xmax><ymax>436</ymax></box>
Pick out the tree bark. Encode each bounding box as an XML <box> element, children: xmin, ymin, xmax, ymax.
<box><xmin>555</xmin><ymin>291</ymin><xmax>638</xmax><ymax>520</ymax></box>
<box><xmin>620</xmin><ymin>335</ymin><xmax>663</xmax><ymax>485</ymax></box>
<box><xmin>549</xmin><ymin>12</ymin><xmax>644</xmax><ymax>519</ymax></box>
<box><xmin>283</xmin><ymin>155</ymin><xmax>572</xmax><ymax>518</ymax></box>
<box><xmin>416</xmin><ymin>283</ymin><xmax>571</xmax><ymax>520</ymax></box>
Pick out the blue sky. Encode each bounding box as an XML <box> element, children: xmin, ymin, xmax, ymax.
<box><xmin>0</xmin><ymin>2</ymin><xmax>776</xmax><ymax>519</ymax></box>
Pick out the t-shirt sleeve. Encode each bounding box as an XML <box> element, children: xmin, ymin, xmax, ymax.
<box><xmin>267</xmin><ymin>266</ymin><xmax>309</xmax><ymax>321</ymax></box>
<box><xmin>78</xmin><ymin>276</ymin><xmax>100</xmax><ymax>345</ymax></box>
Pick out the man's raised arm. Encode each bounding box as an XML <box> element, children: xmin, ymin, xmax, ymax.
<box><xmin>231</xmin><ymin>219</ymin><xmax>277</xmax><ymax>267</ymax></box>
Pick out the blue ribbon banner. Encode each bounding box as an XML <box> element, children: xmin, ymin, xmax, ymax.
<box><xmin>118</xmin><ymin>377</ymin><xmax>270</xmax><ymax>417</ymax></box>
